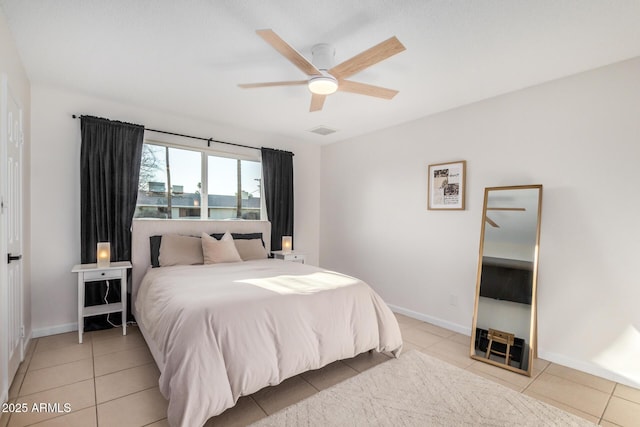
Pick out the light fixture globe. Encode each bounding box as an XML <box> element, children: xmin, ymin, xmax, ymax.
<box><xmin>308</xmin><ymin>75</ymin><xmax>338</xmax><ymax>95</ymax></box>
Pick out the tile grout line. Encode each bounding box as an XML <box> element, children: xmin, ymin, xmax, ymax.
<box><xmin>96</xmin><ymin>385</ymin><xmax>162</xmax><ymax>406</ymax></box>
<box><xmin>598</xmin><ymin>383</ymin><xmax>617</xmax><ymax>425</ymax></box>
<box><xmin>92</xmin><ymin>342</ymin><xmax>148</xmax><ymax>359</ymax></box>
<box><xmin>521</xmin><ymin>358</ymin><xmax>550</xmax><ymax>394</ymax></box>
<box><xmin>23</xmin><ymin>354</ymin><xmax>94</xmax><ymax>374</ymax></box>
<box><xmin>299</xmin><ymin>373</ymin><xmax>321</xmax><ymax>393</ymax></box>
<box><xmin>250</xmin><ymin>395</ymin><xmax>269</xmax><ymax>418</ymax></box>
<box><xmin>93</xmin><ymin>361</ymin><xmax>156</xmax><ymax>380</ymax></box>
<box><xmin>541</xmin><ymin>370</ymin><xmax>616</xmax><ymax>395</ymax></box>
<box><xmin>92</xmin><ymin>336</ymin><xmax>100</xmax><ymax>427</ymax></box>
<box><xmin>16</xmin><ymin>373</ymin><xmax>95</xmax><ymax>399</ymax></box>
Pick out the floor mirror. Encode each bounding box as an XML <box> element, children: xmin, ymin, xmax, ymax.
<box><xmin>470</xmin><ymin>185</ymin><xmax>543</xmax><ymax>376</ymax></box>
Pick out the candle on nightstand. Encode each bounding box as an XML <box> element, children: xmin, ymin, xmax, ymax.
<box><xmin>281</xmin><ymin>236</ymin><xmax>292</xmax><ymax>254</ymax></box>
<box><xmin>97</xmin><ymin>242</ymin><xmax>111</xmax><ymax>268</ymax></box>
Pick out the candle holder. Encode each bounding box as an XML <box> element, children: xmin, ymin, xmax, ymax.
<box><xmin>97</xmin><ymin>242</ymin><xmax>111</xmax><ymax>268</ymax></box>
<box><xmin>281</xmin><ymin>236</ymin><xmax>292</xmax><ymax>254</ymax></box>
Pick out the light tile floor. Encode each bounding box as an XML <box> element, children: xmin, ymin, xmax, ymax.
<box><xmin>2</xmin><ymin>315</ymin><xmax>639</xmax><ymax>426</ymax></box>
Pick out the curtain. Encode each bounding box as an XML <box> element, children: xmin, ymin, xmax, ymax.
<box><xmin>261</xmin><ymin>148</ymin><xmax>294</xmax><ymax>251</ymax></box>
<box><xmin>80</xmin><ymin>116</ymin><xmax>144</xmax><ymax>330</ymax></box>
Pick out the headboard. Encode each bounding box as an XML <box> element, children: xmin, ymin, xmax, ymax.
<box><xmin>131</xmin><ymin>219</ymin><xmax>271</xmax><ymax>303</ymax></box>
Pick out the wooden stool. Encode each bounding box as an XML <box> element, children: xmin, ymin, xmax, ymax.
<box><xmin>485</xmin><ymin>328</ymin><xmax>515</xmax><ymax>366</ymax></box>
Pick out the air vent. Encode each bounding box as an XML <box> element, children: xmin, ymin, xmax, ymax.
<box><xmin>308</xmin><ymin>126</ymin><xmax>338</xmax><ymax>136</ymax></box>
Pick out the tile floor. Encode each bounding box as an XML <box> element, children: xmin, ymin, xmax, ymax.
<box><xmin>2</xmin><ymin>315</ymin><xmax>640</xmax><ymax>426</ymax></box>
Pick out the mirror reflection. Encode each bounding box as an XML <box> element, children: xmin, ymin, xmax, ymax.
<box><xmin>471</xmin><ymin>185</ymin><xmax>542</xmax><ymax>375</ymax></box>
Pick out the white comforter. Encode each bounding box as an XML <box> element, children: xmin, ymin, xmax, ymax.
<box><xmin>136</xmin><ymin>259</ymin><xmax>403</xmax><ymax>427</ymax></box>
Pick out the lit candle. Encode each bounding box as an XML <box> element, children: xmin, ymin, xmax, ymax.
<box><xmin>97</xmin><ymin>242</ymin><xmax>111</xmax><ymax>268</ymax></box>
<box><xmin>281</xmin><ymin>236</ymin><xmax>292</xmax><ymax>254</ymax></box>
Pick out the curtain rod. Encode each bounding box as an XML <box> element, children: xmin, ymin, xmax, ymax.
<box><xmin>72</xmin><ymin>114</ymin><xmax>292</xmax><ymax>155</ymax></box>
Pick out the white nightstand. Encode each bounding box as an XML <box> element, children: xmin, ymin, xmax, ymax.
<box><xmin>272</xmin><ymin>251</ymin><xmax>305</xmax><ymax>264</ymax></box>
<box><xmin>72</xmin><ymin>261</ymin><xmax>131</xmax><ymax>343</ymax></box>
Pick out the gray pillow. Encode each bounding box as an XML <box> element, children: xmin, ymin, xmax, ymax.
<box><xmin>158</xmin><ymin>234</ymin><xmax>204</xmax><ymax>266</ymax></box>
<box><xmin>234</xmin><ymin>239</ymin><xmax>269</xmax><ymax>261</ymax></box>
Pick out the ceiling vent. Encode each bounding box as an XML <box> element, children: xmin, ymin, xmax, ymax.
<box><xmin>308</xmin><ymin>126</ymin><xmax>338</xmax><ymax>136</ymax></box>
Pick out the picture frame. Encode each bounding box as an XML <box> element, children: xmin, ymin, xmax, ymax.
<box><xmin>428</xmin><ymin>160</ymin><xmax>466</xmax><ymax>210</ymax></box>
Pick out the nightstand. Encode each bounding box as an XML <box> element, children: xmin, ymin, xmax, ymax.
<box><xmin>272</xmin><ymin>251</ymin><xmax>305</xmax><ymax>264</ymax></box>
<box><xmin>72</xmin><ymin>261</ymin><xmax>131</xmax><ymax>343</ymax></box>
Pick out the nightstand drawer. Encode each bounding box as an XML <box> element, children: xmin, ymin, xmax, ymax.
<box><xmin>83</xmin><ymin>269</ymin><xmax>122</xmax><ymax>281</ymax></box>
<box><xmin>272</xmin><ymin>251</ymin><xmax>306</xmax><ymax>264</ymax></box>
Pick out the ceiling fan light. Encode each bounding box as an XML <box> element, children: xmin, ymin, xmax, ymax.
<box><xmin>308</xmin><ymin>76</ymin><xmax>338</xmax><ymax>95</ymax></box>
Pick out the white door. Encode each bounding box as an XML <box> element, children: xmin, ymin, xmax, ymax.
<box><xmin>0</xmin><ymin>74</ymin><xmax>24</xmax><ymax>399</ymax></box>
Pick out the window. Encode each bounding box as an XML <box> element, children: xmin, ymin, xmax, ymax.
<box><xmin>135</xmin><ymin>143</ymin><xmax>262</xmax><ymax>220</ymax></box>
<box><xmin>208</xmin><ymin>156</ymin><xmax>262</xmax><ymax>220</ymax></box>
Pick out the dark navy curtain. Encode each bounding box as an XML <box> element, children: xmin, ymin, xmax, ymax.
<box><xmin>80</xmin><ymin>116</ymin><xmax>144</xmax><ymax>330</ymax></box>
<box><xmin>261</xmin><ymin>148</ymin><xmax>294</xmax><ymax>251</ymax></box>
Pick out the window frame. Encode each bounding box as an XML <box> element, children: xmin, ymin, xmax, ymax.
<box><xmin>138</xmin><ymin>138</ymin><xmax>264</xmax><ymax>220</ymax></box>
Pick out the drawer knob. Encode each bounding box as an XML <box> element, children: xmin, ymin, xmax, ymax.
<box><xmin>101</xmin><ymin>272</ymin><xmax>105</xmax><ymax>276</ymax></box>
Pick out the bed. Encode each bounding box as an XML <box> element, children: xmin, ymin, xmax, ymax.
<box><xmin>131</xmin><ymin>219</ymin><xmax>403</xmax><ymax>427</ymax></box>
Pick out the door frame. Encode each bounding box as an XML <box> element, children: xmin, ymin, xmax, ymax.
<box><xmin>0</xmin><ymin>73</ymin><xmax>9</xmax><ymax>403</ymax></box>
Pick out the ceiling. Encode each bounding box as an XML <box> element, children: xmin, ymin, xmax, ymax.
<box><xmin>2</xmin><ymin>0</ymin><xmax>640</xmax><ymax>145</ymax></box>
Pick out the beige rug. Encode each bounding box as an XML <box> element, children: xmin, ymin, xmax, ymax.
<box><xmin>251</xmin><ymin>350</ymin><xmax>595</xmax><ymax>426</ymax></box>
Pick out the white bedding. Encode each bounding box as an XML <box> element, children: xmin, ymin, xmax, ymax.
<box><xmin>135</xmin><ymin>258</ymin><xmax>403</xmax><ymax>427</ymax></box>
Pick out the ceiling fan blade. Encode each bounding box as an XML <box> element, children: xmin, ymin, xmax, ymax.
<box><xmin>486</xmin><ymin>207</ymin><xmax>526</xmax><ymax>211</ymax></box>
<box><xmin>329</xmin><ymin>36</ymin><xmax>406</xmax><ymax>80</ymax></box>
<box><xmin>338</xmin><ymin>80</ymin><xmax>399</xmax><ymax>99</ymax></box>
<box><xmin>238</xmin><ymin>80</ymin><xmax>308</xmax><ymax>89</ymax></box>
<box><xmin>256</xmin><ymin>29</ymin><xmax>322</xmax><ymax>76</ymax></box>
<box><xmin>310</xmin><ymin>93</ymin><xmax>326</xmax><ymax>112</ymax></box>
<box><xmin>485</xmin><ymin>217</ymin><xmax>500</xmax><ymax>228</ymax></box>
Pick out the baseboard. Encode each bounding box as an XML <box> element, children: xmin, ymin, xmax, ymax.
<box><xmin>22</xmin><ymin>329</ymin><xmax>32</xmax><ymax>355</ymax></box>
<box><xmin>539</xmin><ymin>349</ymin><xmax>640</xmax><ymax>389</ymax></box>
<box><xmin>32</xmin><ymin>322</ymin><xmax>77</xmax><ymax>338</ymax></box>
<box><xmin>387</xmin><ymin>304</ymin><xmax>471</xmax><ymax>336</ymax></box>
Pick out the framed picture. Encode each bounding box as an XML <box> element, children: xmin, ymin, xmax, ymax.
<box><xmin>428</xmin><ymin>160</ymin><xmax>466</xmax><ymax>210</ymax></box>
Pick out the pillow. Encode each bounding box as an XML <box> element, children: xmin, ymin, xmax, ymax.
<box><xmin>150</xmin><ymin>235</ymin><xmax>163</xmax><ymax>267</ymax></box>
<box><xmin>211</xmin><ymin>232</ymin><xmax>265</xmax><ymax>248</ymax></box>
<box><xmin>234</xmin><ymin>239</ymin><xmax>269</xmax><ymax>261</ymax></box>
<box><xmin>158</xmin><ymin>234</ymin><xmax>204</xmax><ymax>267</ymax></box>
<box><xmin>201</xmin><ymin>232</ymin><xmax>242</xmax><ymax>264</ymax></box>
<box><xmin>150</xmin><ymin>232</ymin><xmax>266</xmax><ymax>267</ymax></box>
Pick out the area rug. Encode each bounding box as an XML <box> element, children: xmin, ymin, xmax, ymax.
<box><xmin>251</xmin><ymin>350</ymin><xmax>595</xmax><ymax>426</ymax></box>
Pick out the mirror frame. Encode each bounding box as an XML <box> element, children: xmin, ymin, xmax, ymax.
<box><xmin>469</xmin><ymin>184</ymin><xmax>543</xmax><ymax>376</ymax></box>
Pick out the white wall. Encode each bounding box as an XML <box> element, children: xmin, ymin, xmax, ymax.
<box><xmin>30</xmin><ymin>85</ymin><xmax>320</xmax><ymax>336</ymax></box>
<box><xmin>320</xmin><ymin>57</ymin><xmax>640</xmax><ymax>388</ymax></box>
<box><xmin>0</xmin><ymin>6</ymin><xmax>31</xmax><ymax>358</ymax></box>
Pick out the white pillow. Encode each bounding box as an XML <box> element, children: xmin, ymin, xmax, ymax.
<box><xmin>201</xmin><ymin>232</ymin><xmax>242</xmax><ymax>264</ymax></box>
<box><xmin>158</xmin><ymin>234</ymin><xmax>204</xmax><ymax>266</ymax></box>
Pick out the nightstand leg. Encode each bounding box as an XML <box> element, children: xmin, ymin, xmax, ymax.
<box><xmin>121</xmin><ymin>270</ymin><xmax>127</xmax><ymax>336</ymax></box>
<box><xmin>77</xmin><ymin>273</ymin><xmax>84</xmax><ymax>344</ymax></box>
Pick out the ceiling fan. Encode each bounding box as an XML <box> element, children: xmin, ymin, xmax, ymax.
<box><xmin>485</xmin><ymin>207</ymin><xmax>526</xmax><ymax>228</ymax></box>
<box><xmin>238</xmin><ymin>29</ymin><xmax>406</xmax><ymax>112</ymax></box>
